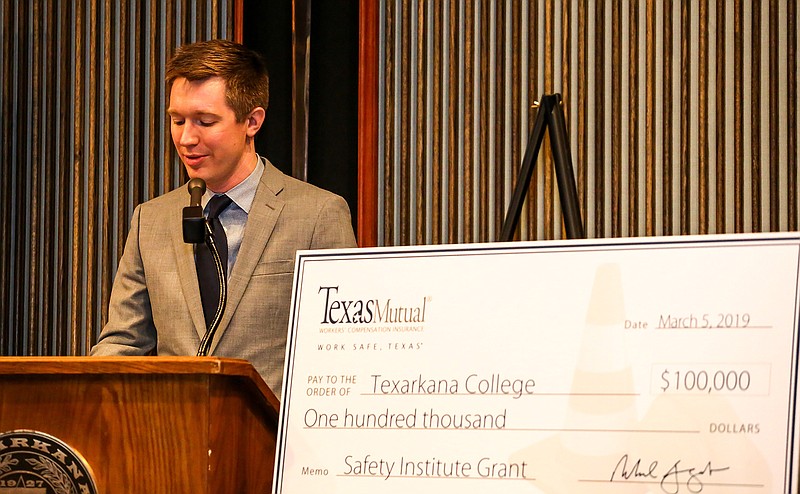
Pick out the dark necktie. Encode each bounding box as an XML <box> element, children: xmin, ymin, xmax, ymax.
<box><xmin>196</xmin><ymin>194</ymin><xmax>233</xmax><ymax>329</ymax></box>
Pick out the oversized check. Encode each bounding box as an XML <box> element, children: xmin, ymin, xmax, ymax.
<box><xmin>273</xmin><ymin>233</ymin><xmax>800</xmax><ymax>493</ymax></box>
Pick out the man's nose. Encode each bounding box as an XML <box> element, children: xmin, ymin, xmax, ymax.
<box><xmin>178</xmin><ymin>122</ymin><xmax>200</xmax><ymax>146</ymax></box>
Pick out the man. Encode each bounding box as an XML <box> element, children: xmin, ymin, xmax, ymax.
<box><xmin>91</xmin><ymin>39</ymin><xmax>356</xmax><ymax>398</ymax></box>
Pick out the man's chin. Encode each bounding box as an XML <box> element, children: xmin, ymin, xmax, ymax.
<box><xmin>184</xmin><ymin>170</ymin><xmax>223</xmax><ymax>191</ymax></box>
<box><xmin>183</xmin><ymin>166</ymin><xmax>209</xmax><ymax>182</ymax></box>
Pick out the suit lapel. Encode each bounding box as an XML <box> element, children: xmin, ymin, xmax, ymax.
<box><xmin>209</xmin><ymin>161</ymin><xmax>286</xmax><ymax>353</ymax></box>
<box><xmin>170</xmin><ymin>195</ymin><xmax>208</xmax><ymax>340</ymax></box>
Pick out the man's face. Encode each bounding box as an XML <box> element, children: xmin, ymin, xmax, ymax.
<box><xmin>168</xmin><ymin>76</ymin><xmax>258</xmax><ymax>192</ymax></box>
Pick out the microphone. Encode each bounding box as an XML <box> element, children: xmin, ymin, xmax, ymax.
<box><xmin>182</xmin><ymin>178</ymin><xmax>206</xmax><ymax>243</ymax></box>
<box><xmin>183</xmin><ymin>177</ymin><xmax>226</xmax><ymax>356</ymax></box>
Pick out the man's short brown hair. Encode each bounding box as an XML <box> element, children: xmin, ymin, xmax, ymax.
<box><xmin>166</xmin><ymin>39</ymin><xmax>269</xmax><ymax>122</ymax></box>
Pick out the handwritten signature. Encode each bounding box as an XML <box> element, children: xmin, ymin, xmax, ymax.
<box><xmin>611</xmin><ymin>454</ymin><xmax>730</xmax><ymax>493</ymax></box>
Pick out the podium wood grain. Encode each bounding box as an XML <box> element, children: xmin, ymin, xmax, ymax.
<box><xmin>0</xmin><ymin>357</ymin><xmax>279</xmax><ymax>493</ymax></box>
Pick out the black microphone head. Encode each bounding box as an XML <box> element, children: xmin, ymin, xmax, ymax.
<box><xmin>187</xmin><ymin>177</ymin><xmax>206</xmax><ymax>196</ymax></box>
<box><xmin>187</xmin><ymin>178</ymin><xmax>206</xmax><ymax>208</ymax></box>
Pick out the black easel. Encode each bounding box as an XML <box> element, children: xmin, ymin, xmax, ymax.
<box><xmin>499</xmin><ymin>93</ymin><xmax>584</xmax><ymax>241</ymax></box>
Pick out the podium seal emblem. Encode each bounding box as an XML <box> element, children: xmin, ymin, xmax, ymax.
<box><xmin>0</xmin><ymin>430</ymin><xmax>98</xmax><ymax>494</ymax></box>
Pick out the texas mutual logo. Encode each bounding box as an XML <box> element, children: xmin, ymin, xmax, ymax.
<box><xmin>0</xmin><ymin>430</ymin><xmax>98</xmax><ymax>494</ymax></box>
<box><xmin>317</xmin><ymin>285</ymin><xmax>430</xmax><ymax>333</ymax></box>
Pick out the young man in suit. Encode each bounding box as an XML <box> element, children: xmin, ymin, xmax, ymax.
<box><xmin>91</xmin><ymin>39</ymin><xmax>357</xmax><ymax>399</ymax></box>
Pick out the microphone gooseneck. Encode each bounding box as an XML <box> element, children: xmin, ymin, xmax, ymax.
<box><xmin>196</xmin><ymin>219</ymin><xmax>227</xmax><ymax>357</ymax></box>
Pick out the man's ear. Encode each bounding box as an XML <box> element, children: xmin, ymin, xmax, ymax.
<box><xmin>245</xmin><ymin>107</ymin><xmax>266</xmax><ymax>137</ymax></box>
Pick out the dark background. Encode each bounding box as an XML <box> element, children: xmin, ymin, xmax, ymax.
<box><xmin>243</xmin><ymin>1</ymin><xmax>359</xmax><ymax>228</ymax></box>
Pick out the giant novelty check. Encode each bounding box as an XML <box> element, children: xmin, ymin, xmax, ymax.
<box><xmin>273</xmin><ymin>233</ymin><xmax>800</xmax><ymax>493</ymax></box>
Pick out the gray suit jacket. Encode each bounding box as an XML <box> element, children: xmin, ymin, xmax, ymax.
<box><xmin>91</xmin><ymin>159</ymin><xmax>357</xmax><ymax>398</ymax></box>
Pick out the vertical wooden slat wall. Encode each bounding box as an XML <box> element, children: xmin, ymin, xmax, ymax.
<box><xmin>0</xmin><ymin>0</ymin><xmax>234</xmax><ymax>356</ymax></box>
<box><xmin>377</xmin><ymin>0</ymin><xmax>800</xmax><ymax>246</ymax></box>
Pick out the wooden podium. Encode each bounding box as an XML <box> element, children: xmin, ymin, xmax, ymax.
<box><xmin>0</xmin><ymin>357</ymin><xmax>280</xmax><ymax>493</ymax></box>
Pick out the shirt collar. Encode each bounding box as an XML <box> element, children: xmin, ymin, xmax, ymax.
<box><xmin>201</xmin><ymin>155</ymin><xmax>265</xmax><ymax>214</ymax></box>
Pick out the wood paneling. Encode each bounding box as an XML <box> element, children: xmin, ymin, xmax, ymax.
<box><xmin>366</xmin><ymin>0</ymin><xmax>800</xmax><ymax>245</ymax></box>
<box><xmin>0</xmin><ymin>0</ymin><xmax>234</xmax><ymax>356</ymax></box>
<box><xmin>358</xmin><ymin>0</ymin><xmax>380</xmax><ymax>247</ymax></box>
